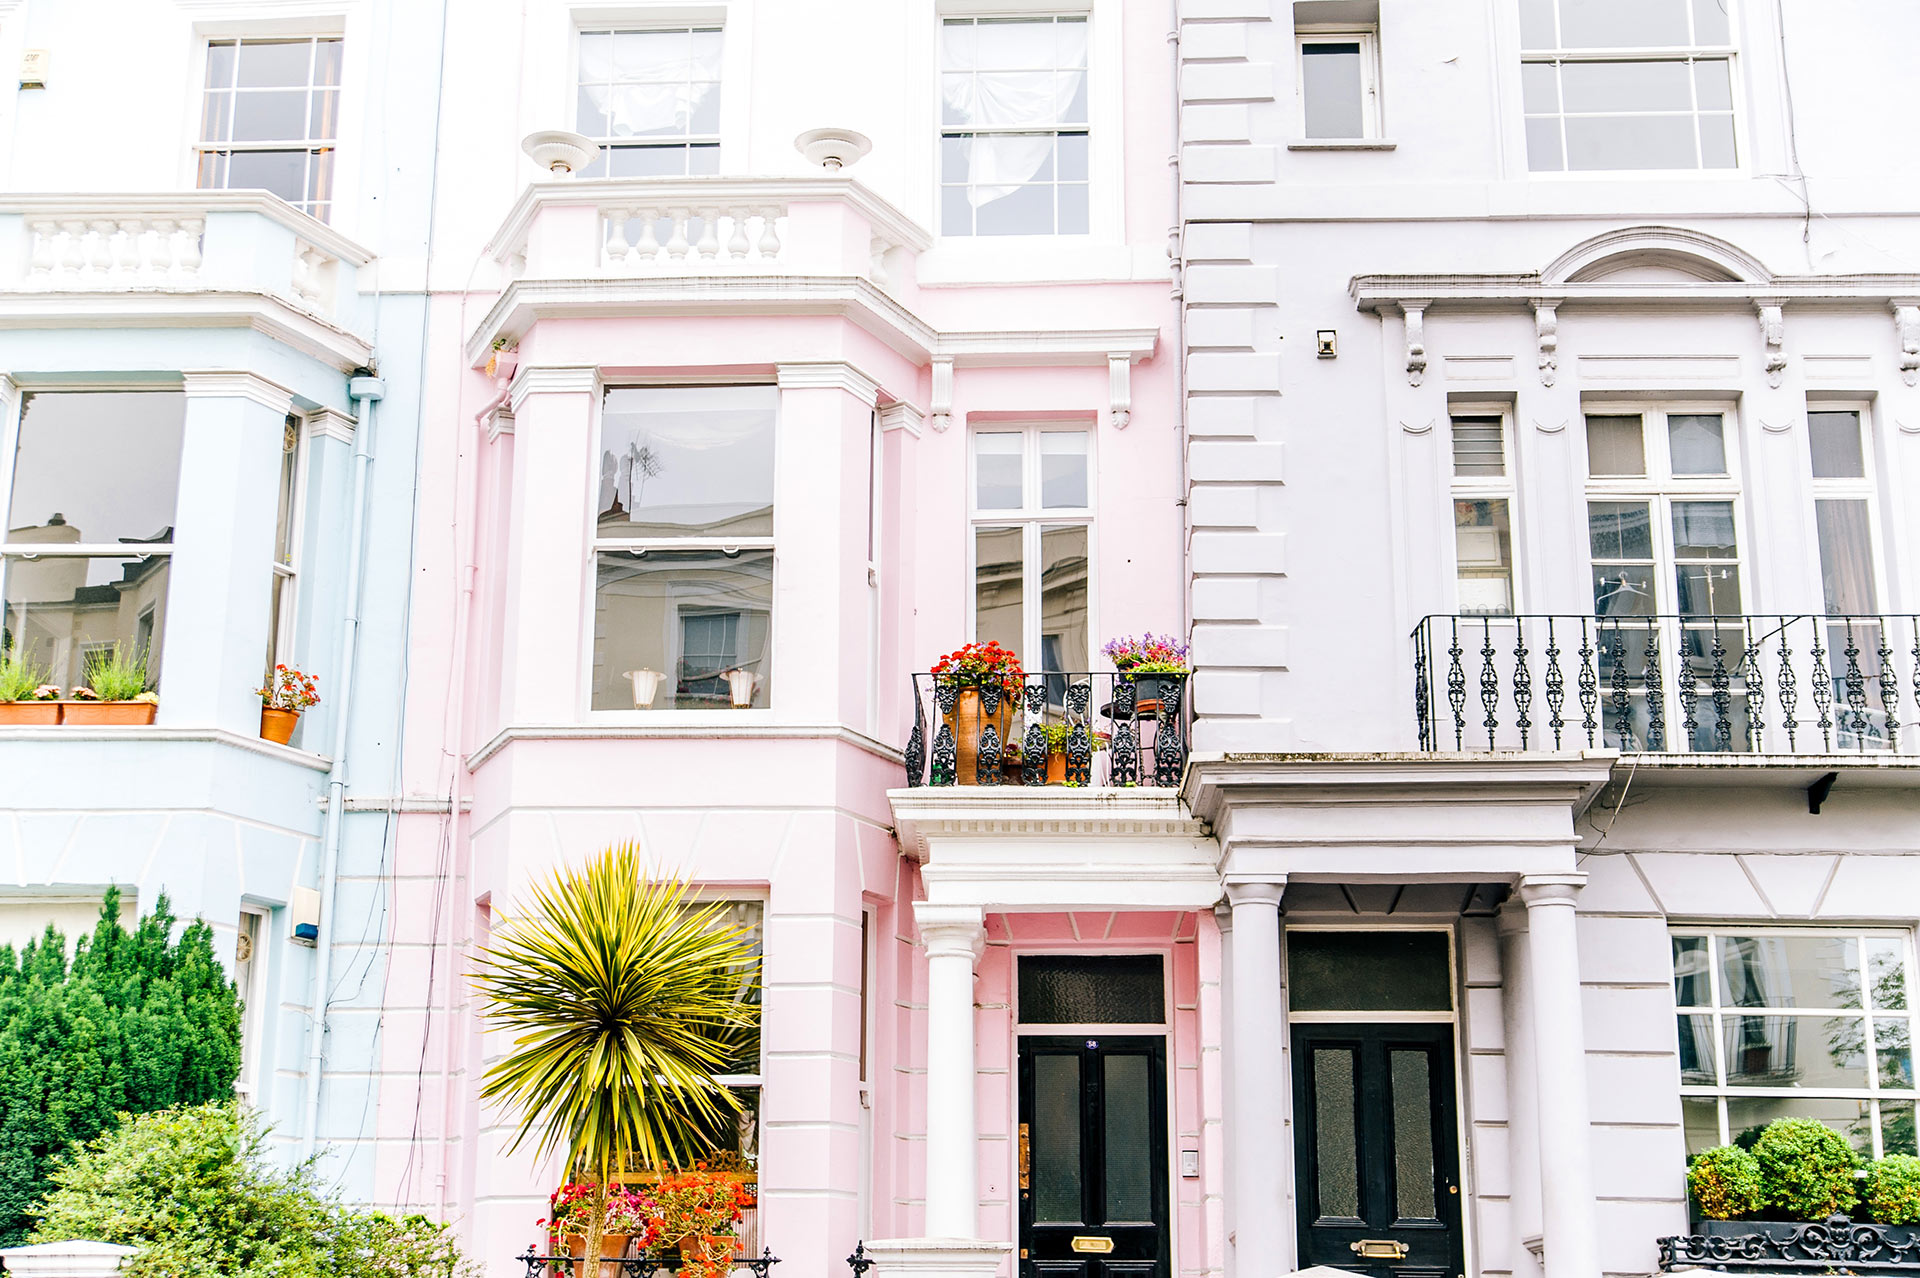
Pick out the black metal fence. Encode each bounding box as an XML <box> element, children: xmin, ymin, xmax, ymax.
<box><xmin>1659</xmin><ymin>1215</ymin><xmax>1920</xmax><ymax>1271</ymax></box>
<box><xmin>1413</xmin><ymin>613</ymin><xmax>1920</xmax><ymax>755</ymax></box>
<box><xmin>903</xmin><ymin>672</ymin><xmax>1190</xmax><ymax>787</ymax></box>
<box><xmin>516</xmin><ymin>1247</ymin><xmax>779</xmax><ymax>1277</ymax></box>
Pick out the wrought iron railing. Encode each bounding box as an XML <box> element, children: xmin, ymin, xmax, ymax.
<box><xmin>1412</xmin><ymin>613</ymin><xmax>1920</xmax><ymax>755</ymax></box>
<box><xmin>903</xmin><ymin>672</ymin><xmax>1190</xmax><ymax>787</ymax></box>
<box><xmin>1659</xmin><ymin>1215</ymin><xmax>1920</xmax><ymax>1271</ymax></box>
<box><xmin>515</xmin><ymin>1247</ymin><xmax>780</xmax><ymax>1277</ymax></box>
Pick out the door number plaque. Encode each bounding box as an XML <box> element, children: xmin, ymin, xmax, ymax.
<box><xmin>1071</xmin><ymin>1237</ymin><xmax>1115</xmax><ymax>1254</ymax></box>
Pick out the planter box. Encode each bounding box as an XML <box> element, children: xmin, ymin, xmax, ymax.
<box><xmin>0</xmin><ymin>702</ymin><xmax>60</xmax><ymax>725</ymax></box>
<box><xmin>1662</xmin><ymin>1215</ymin><xmax>1920</xmax><ymax>1271</ymax></box>
<box><xmin>60</xmin><ymin>701</ymin><xmax>157</xmax><ymax>726</ymax></box>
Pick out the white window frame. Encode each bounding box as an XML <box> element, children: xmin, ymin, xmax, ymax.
<box><xmin>1294</xmin><ymin>26</ymin><xmax>1383</xmax><ymax>141</ymax></box>
<box><xmin>234</xmin><ymin>907</ymin><xmax>269</xmax><ymax>1101</ymax></box>
<box><xmin>193</xmin><ymin>34</ymin><xmax>345</xmax><ymax>221</ymax></box>
<box><xmin>1672</xmin><ymin>925</ymin><xmax>1920</xmax><ymax>1159</ymax></box>
<box><xmin>1805</xmin><ymin>400</ymin><xmax>1887</xmax><ymax>615</ymax></box>
<box><xmin>571</xmin><ymin>24</ymin><xmax>724</xmax><ymax>178</ymax></box>
<box><xmin>966</xmin><ymin>422</ymin><xmax>1097</xmax><ymax>674</ymax></box>
<box><xmin>1518</xmin><ymin>0</ymin><xmax>1742</xmax><ymax>177</ymax></box>
<box><xmin>1448</xmin><ymin>405</ymin><xmax>1519</xmax><ymax>617</ymax></box>
<box><xmin>586</xmin><ymin>382</ymin><xmax>778</xmax><ymax>718</ymax></box>
<box><xmin>267</xmin><ymin>413</ymin><xmax>307</xmax><ymax>678</ymax></box>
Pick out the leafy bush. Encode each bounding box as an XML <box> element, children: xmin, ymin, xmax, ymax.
<box><xmin>80</xmin><ymin>645</ymin><xmax>151</xmax><ymax>701</ymax></box>
<box><xmin>32</xmin><ymin>1100</ymin><xmax>476</xmax><ymax>1278</ymax></box>
<box><xmin>0</xmin><ymin>889</ymin><xmax>239</xmax><ymax>1245</ymax></box>
<box><xmin>1752</xmin><ymin>1118</ymin><xmax>1861</xmax><ymax>1220</ymax></box>
<box><xmin>0</xmin><ymin>646</ymin><xmax>53</xmax><ymax>702</ymax></box>
<box><xmin>1689</xmin><ymin>1144</ymin><xmax>1765</xmax><ymax>1220</ymax></box>
<box><xmin>1866</xmin><ymin>1155</ymin><xmax>1920</xmax><ymax>1225</ymax></box>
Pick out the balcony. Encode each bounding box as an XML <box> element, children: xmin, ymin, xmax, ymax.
<box><xmin>1413</xmin><ymin>613</ymin><xmax>1920</xmax><ymax>758</ymax></box>
<box><xmin>902</xmin><ymin>672</ymin><xmax>1191</xmax><ymax>788</ymax></box>
<box><xmin>0</xmin><ymin>191</ymin><xmax>373</xmax><ymax>360</ymax></box>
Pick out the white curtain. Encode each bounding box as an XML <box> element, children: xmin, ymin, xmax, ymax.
<box><xmin>942</xmin><ymin>23</ymin><xmax>1088</xmax><ymax>207</ymax></box>
<box><xmin>581</xmin><ymin>33</ymin><xmax>721</xmax><ymax>138</ymax></box>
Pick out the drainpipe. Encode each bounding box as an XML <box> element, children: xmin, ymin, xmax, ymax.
<box><xmin>1168</xmin><ymin>0</ymin><xmax>1190</xmax><ymax>644</ymax></box>
<box><xmin>299</xmin><ymin>369</ymin><xmax>387</xmax><ymax>1165</ymax></box>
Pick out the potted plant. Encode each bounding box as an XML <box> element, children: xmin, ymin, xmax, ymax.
<box><xmin>1866</xmin><ymin>1155</ymin><xmax>1920</xmax><ymax>1226</ymax></box>
<box><xmin>257</xmin><ymin>665</ymin><xmax>320</xmax><ymax>744</ymax></box>
<box><xmin>1687</xmin><ymin>1143</ymin><xmax>1765</xmax><ymax>1224</ymax></box>
<box><xmin>544</xmin><ymin>1182</ymin><xmax>658</xmax><ymax>1276</ymax></box>
<box><xmin>1036</xmin><ymin>723</ymin><xmax>1109</xmax><ymax>785</ymax></box>
<box><xmin>0</xmin><ymin>647</ymin><xmax>60</xmax><ymax>725</ymax></box>
<box><xmin>648</xmin><ymin>1165</ymin><xmax>756</xmax><ymax>1278</ymax></box>
<box><xmin>1102</xmin><ymin>633</ymin><xmax>1190</xmax><ymax>717</ymax></box>
<box><xmin>64</xmin><ymin>646</ymin><xmax>157</xmax><ymax>725</ymax></box>
<box><xmin>931</xmin><ymin>641</ymin><xmax>1023</xmax><ymax>785</ymax></box>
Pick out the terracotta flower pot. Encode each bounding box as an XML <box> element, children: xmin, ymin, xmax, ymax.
<box><xmin>941</xmin><ymin>685</ymin><xmax>1016</xmax><ymax>785</ymax></box>
<box><xmin>598</xmin><ymin>1232</ymin><xmax>631</xmax><ymax>1277</ymax></box>
<box><xmin>1045</xmin><ymin>749</ymin><xmax>1067</xmax><ymax>784</ymax></box>
<box><xmin>62</xmin><ymin>700</ymin><xmax>156</xmax><ymax>726</ymax></box>
<box><xmin>0</xmin><ymin>702</ymin><xmax>59</xmax><ymax>725</ymax></box>
<box><xmin>680</xmin><ymin>1233</ymin><xmax>738</xmax><ymax>1277</ymax></box>
<box><xmin>260</xmin><ymin>706</ymin><xmax>300</xmax><ymax>744</ymax></box>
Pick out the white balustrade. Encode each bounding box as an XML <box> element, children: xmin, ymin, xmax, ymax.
<box><xmin>290</xmin><ymin>240</ymin><xmax>339</xmax><ymax>309</ymax></box>
<box><xmin>600</xmin><ymin>203</ymin><xmax>787</xmax><ymax>272</ymax></box>
<box><xmin>26</xmin><ymin>216</ymin><xmax>207</xmax><ymax>286</ymax></box>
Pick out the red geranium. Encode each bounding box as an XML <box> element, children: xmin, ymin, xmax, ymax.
<box><xmin>930</xmin><ymin>640</ymin><xmax>1024</xmax><ymax>695</ymax></box>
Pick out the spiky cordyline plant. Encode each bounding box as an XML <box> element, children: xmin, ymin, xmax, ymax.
<box><xmin>471</xmin><ymin>844</ymin><xmax>759</xmax><ymax>1268</ymax></box>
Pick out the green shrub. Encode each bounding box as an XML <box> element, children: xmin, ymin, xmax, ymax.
<box><xmin>0</xmin><ymin>647</ymin><xmax>52</xmax><ymax>702</ymax></box>
<box><xmin>1752</xmin><ymin>1118</ymin><xmax>1861</xmax><ymax>1220</ymax></box>
<box><xmin>80</xmin><ymin>645</ymin><xmax>151</xmax><ymax>701</ymax></box>
<box><xmin>1689</xmin><ymin>1144</ymin><xmax>1765</xmax><ymax>1220</ymax></box>
<box><xmin>32</xmin><ymin>1100</ymin><xmax>476</xmax><ymax>1277</ymax></box>
<box><xmin>0</xmin><ymin>889</ymin><xmax>239</xmax><ymax>1245</ymax></box>
<box><xmin>1866</xmin><ymin>1155</ymin><xmax>1920</xmax><ymax>1225</ymax></box>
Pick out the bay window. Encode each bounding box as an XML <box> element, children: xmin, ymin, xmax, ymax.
<box><xmin>940</xmin><ymin>15</ymin><xmax>1090</xmax><ymax>236</ymax></box>
<box><xmin>970</xmin><ymin>427</ymin><xmax>1091</xmax><ymax>684</ymax></box>
<box><xmin>198</xmin><ymin>37</ymin><xmax>342</xmax><ymax>220</ymax></box>
<box><xmin>590</xmin><ymin>386</ymin><xmax>775</xmax><ymax>711</ymax></box>
<box><xmin>1520</xmin><ymin>0</ymin><xmax>1736</xmax><ymax>172</ymax></box>
<box><xmin>575</xmin><ymin>27</ymin><xmax>722</xmax><ymax>178</ymax></box>
<box><xmin>1674</xmin><ymin>927</ymin><xmax>1916</xmax><ymax>1157</ymax></box>
<box><xmin>2</xmin><ymin>392</ymin><xmax>182</xmax><ymax>692</ymax></box>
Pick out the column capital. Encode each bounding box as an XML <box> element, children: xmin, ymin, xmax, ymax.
<box><xmin>875</xmin><ymin>401</ymin><xmax>924</xmax><ymax>438</ymax></box>
<box><xmin>1496</xmin><ymin>895</ymin><xmax>1531</xmax><ymax>936</ymax></box>
<box><xmin>305</xmin><ymin>406</ymin><xmax>356</xmax><ymax>445</ymax></box>
<box><xmin>775</xmin><ymin>361</ymin><xmax>881</xmax><ymax>407</ymax></box>
<box><xmin>1224</xmin><ymin>878</ymin><xmax>1286</xmax><ymax>908</ymax></box>
<box><xmin>181</xmin><ymin>371</ymin><xmax>295</xmax><ymax>417</ymax></box>
<box><xmin>914</xmin><ymin>902</ymin><xmax>986</xmax><ymax>961</ymax></box>
<box><xmin>507</xmin><ymin>364</ymin><xmax>602</xmax><ymax>414</ymax></box>
<box><xmin>1518</xmin><ymin>872</ymin><xmax>1587</xmax><ymax>910</ymax></box>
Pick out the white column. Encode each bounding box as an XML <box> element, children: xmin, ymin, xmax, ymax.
<box><xmin>1519</xmin><ymin>874</ymin><xmax>1600</xmax><ymax>1278</ymax></box>
<box><xmin>1214</xmin><ymin>901</ymin><xmax>1238</xmax><ymax>1278</ymax></box>
<box><xmin>1226</xmin><ymin>879</ymin><xmax>1292</xmax><ymax>1278</ymax></box>
<box><xmin>916</xmin><ymin>902</ymin><xmax>986</xmax><ymax>1240</ymax></box>
<box><xmin>1498</xmin><ymin>900</ymin><xmax>1545</xmax><ymax>1278</ymax></box>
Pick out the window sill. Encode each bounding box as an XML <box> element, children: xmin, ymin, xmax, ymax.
<box><xmin>466</xmin><ymin>720</ymin><xmax>904</xmax><ymax>769</ymax></box>
<box><xmin>1288</xmin><ymin>139</ymin><xmax>1397</xmax><ymax>151</ymax></box>
<box><xmin>0</xmin><ymin>723</ymin><xmax>332</xmax><ymax>770</ymax></box>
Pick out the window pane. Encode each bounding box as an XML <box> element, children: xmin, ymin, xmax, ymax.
<box><xmin>1815</xmin><ymin>499</ymin><xmax>1876</xmax><ymax>615</ymax></box>
<box><xmin>1885</xmin><ymin>1101</ymin><xmax>1918</xmax><ymax>1156</ymax></box>
<box><xmin>1039</xmin><ymin>524</ymin><xmax>1089</xmax><ymax>673</ymax></box>
<box><xmin>1103</xmin><ymin>1054</ymin><xmax>1153</xmax><ymax>1222</ymax></box>
<box><xmin>1870</xmin><ymin>940</ymin><xmax>1908</xmax><ymax>1011</ymax></box>
<box><xmin>10</xmin><ymin>392</ymin><xmax>184</xmax><ymax>547</ymax></box>
<box><xmin>1518</xmin><ymin>0</ymin><xmax>1558</xmax><ymax>48</ymax></box>
<box><xmin>312</xmin><ymin>37</ymin><xmax>342</xmax><ymax>88</ymax></box>
<box><xmin>206</xmin><ymin>41</ymin><xmax>237</xmax><ymax>88</ymax></box>
<box><xmin>1726</xmin><ymin>1095</ymin><xmax>1874</xmax><ymax>1157</ymax></box>
<box><xmin>1032</xmin><ymin>1053</ymin><xmax>1083</xmax><ymax>1223</ymax></box>
<box><xmin>1594</xmin><ymin>564</ymin><xmax>1657</xmax><ymax>617</ymax></box>
<box><xmin>1683</xmin><ymin>1097</ymin><xmax>1723</xmax><ymax>1153</ymax></box>
<box><xmin>1313</xmin><ymin>1048</ymin><xmax>1361</xmax><ymax>1219</ymax></box>
<box><xmin>1390</xmin><ymin>1050</ymin><xmax>1437</xmax><ymax>1220</ymax></box>
<box><xmin>1454</xmin><ymin>499</ymin><xmax>1514</xmax><ymax>617</ymax></box>
<box><xmin>1288</xmin><ymin>931</ymin><xmax>1452</xmax><ymax>1012</ymax></box>
<box><xmin>1301</xmin><ymin>41</ymin><xmax>1365</xmax><ymax>139</ymax></box>
<box><xmin>1674</xmin><ymin>935</ymin><xmax>1712</xmax><ymax>1006</ymax></box>
<box><xmin>1671</xmin><ymin>501</ymin><xmax>1738</xmax><ymax>560</ymax></box>
<box><xmin>1878</xmin><ymin>1019</ymin><xmax>1913</xmax><ymax>1090</ymax></box>
<box><xmin>1675</xmin><ymin>563</ymin><xmax>1741</xmax><ymax>617</ymax></box>
<box><xmin>1566</xmin><ymin>113</ymin><xmax>1699</xmax><ymax>170</ymax></box>
<box><xmin>1588</xmin><ymin>500</ymin><xmax>1653</xmax><ymax>562</ymax></box>
<box><xmin>1520</xmin><ymin>61</ymin><xmax>1559</xmax><ymax>112</ymax></box>
<box><xmin>590</xmin><ymin>548</ymin><xmax>772</xmax><ymax>710</ymax></box>
<box><xmin>1040</xmin><ymin>432</ymin><xmax>1088</xmax><ymax>508</ymax></box>
<box><xmin>974</xmin><ymin>525</ymin><xmax>1024</xmax><ymax>654</ymax></box>
<box><xmin>4</xmin><ymin>554</ymin><xmax>170</xmax><ymax>691</ymax></box>
<box><xmin>1694</xmin><ymin>58</ymin><xmax>1733</xmax><ymax>110</ymax></box>
<box><xmin>1525</xmin><ymin>116</ymin><xmax>1565</xmax><ymax>170</ymax></box>
<box><xmin>1020</xmin><ymin>954</ymin><xmax>1165</xmax><ymax>1024</ymax></box>
<box><xmin>1699</xmin><ymin>114</ymin><xmax>1737</xmax><ymax>168</ymax></box>
<box><xmin>1667</xmin><ymin>414</ymin><xmax>1727</xmax><ymax>475</ymax></box>
<box><xmin>231</xmin><ymin>89</ymin><xmax>309</xmax><ymax>142</ymax></box>
<box><xmin>975</xmin><ymin>17</ymin><xmax>1057</xmax><ymax>70</ymax></box>
<box><xmin>1450</xmin><ymin>416</ymin><xmax>1505</xmax><ymax>476</ymax></box>
<box><xmin>1809</xmin><ymin>410</ymin><xmax>1866</xmax><ymax>479</ymax></box>
<box><xmin>1678</xmin><ymin>1013</ymin><xmax>1717</xmax><ymax>1083</ymax></box>
<box><xmin>1692</xmin><ymin>0</ymin><xmax>1732</xmax><ymax>44</ymax></box>
<box><xmin>975</xmin><ymin>432</ymin><xmax>1023</xmax><ymax>509</ymax></box>
<box><xmin>1721</xmin><ymin>1014</ymin><xmax>1869</xmax><ymax>1089</ymax></box>
<box><xmin>1561</xmin><ymin>59</ymin><xmax>1692</xmax><ymax>112</ymax></box>
<box><xmin>1720</xmin><ymin>935</ymin><xmax>1861</xmax><ymax>1008</ymax></box>
<box><xmin>1557</xmin><ymin>0</ymin><xmax>1692</xmax><ymax>49</ymax></box>
<box><xmin>974</xmin><ymin>175</ymin><xmax>1056</xmax><ymax>236</ymax></box>
<box><xmin>223</xmin><ymin>149</ymin><xmax>308</xmax><ymax>204</ymax></box>
<box><xmin>598</xmin><ymin>386</ymin><xmax>775</xmax><ymax>537</ymax></box>
<box><xmin>1586</xmin><ymin>415</ymin><xmax>1646</xmax><ymax>476</ymax></box>
<box><xmin>235</xmin><ymin>39</ymin><xmax>312</xmax><ymax>89</ymax></box>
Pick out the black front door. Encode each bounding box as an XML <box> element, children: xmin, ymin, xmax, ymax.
<box><xmin>1291</xmin><ymin>1023</ymin><xmax>1464</xmax><ymax>1278</ymax></box>
<box><xmin>1018</xmin><ymin>1035</ymin><xmax>1169</xmax><ymax>1278</ymax></box>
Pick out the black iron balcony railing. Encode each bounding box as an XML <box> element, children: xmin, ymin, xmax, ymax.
<box><xmin>1414</xmin><ymin>613</ymin><xmax>1920</xmax><ymax>756</ymax></box>
<box><xmin>904</xmin><ymin>671</ymin><xmax>1190</xmax><ymax>787</ymax></box>
<box><xmin>517</xmin><ymin>1247</ymin><xmax>779</xmax><ymax>1277</ymax></box>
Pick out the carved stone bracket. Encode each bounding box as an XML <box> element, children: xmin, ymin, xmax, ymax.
<box><xmin>1894</xmin><ymin>302</ymin><xmax>1920</xmax><ymax>388</ymax></box>
<box><xmin>1401</xmin><ymin>300</ymin><xmax>1429</xmax><ymax>387</ymax></box>
<box><xmin>1756</xmin><ymin>300</ymin><xmax>1787</xmax><ymax>388</ymax></box>
<box><xmin>929</xmin><ymin>355</ymin><xmax>954</xmax><ymax>432</ymax></box>
<box><xmin>1108</xmin><ymin>352</ymin><xmax>1131</xmax><ymax>429</ymax></box>
<box><xmin>1533</xmin><ymin>299</ymin><xmax>1560</xmax><ymax>386</ymax></box>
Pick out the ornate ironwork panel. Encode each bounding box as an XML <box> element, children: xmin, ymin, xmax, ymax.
<box><xmin>1658</xmin><ymin>1216</ymin><xmax>1920</xmax><ymax>1272</ymax></box>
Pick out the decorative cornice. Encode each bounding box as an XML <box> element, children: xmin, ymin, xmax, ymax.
<box><xmin>774</xmin><ymin>362</ymin><xmax>880</xmax><ymax>406</ymax></box>
<box><xmin>181</xmin><ymin>371</ymin><xmax>295</xmax><ymax>416</ymax></box>
<box><xmin>465</xmin><ymin>722</ymin><xmax>904</xmax><ymax>771</ymax></box>
<box><xmin>0</xmin><ymin>291</ymin><xmax>373</xmax><ymax>371</ymax></box>
<box><xmin>875</xmin><ymin>402</ymin><xmax>924</xmax><ymax>438</ymax></box>
<box><xmin>1353</xmin><ymin>275</ymin><xmax>1920</xmax><ymax>311</ymax></box>
<box><xmin>305</xmin><ymin>406</ymin><xmax>356</xmax><ymax>444</ymax></box>
<box><xmin>507</xmin><ymin>364</ymin><xmax>602</xmax><ymax>413</ymax></box>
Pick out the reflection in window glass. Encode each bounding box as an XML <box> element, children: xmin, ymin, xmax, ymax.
<box><xmin>10</xmin><ymin>393</ymin><xmax>184</xmax><ymax>546</ymax></box>
<box><xmin>598</xmin><ymin>386</ymin><xmax>775</xmax><ymax>538</ymax></box>
<box><xmin>3</xmin><ymin>555</ymin><xmax>171</xmax><ymax>691</ymax></box>
<box><xmin>974</xmin><ymin>526</ymin><xmax>1024</xmax><ymax>656</ymax></box>
<box><xmin>976</xmin><ymin>432</ymin><xmax>1023</xmax><ymax>510</ymax></box>
<box><xmin>576</xmin><ymin>28</ymin><xmax>723</xmax><ymax>179</ymax></box>
<box><xmin>590</xmin><ymin>549</ymin><xmax>771</xmax><ymax>710</ymax></box>
<box><xmin>1288</xmin><ymin>931</ymin><xmax>1452</xmax><ymax>1013</ymax></box>
<box><xmin>1039</xmin><ymin>432</ymin><xmax>1088</xmax><ymax>508</ymax></box>
<box><xmin>1454</xmin><ymin>499</ymin><xmax>1513</xmax><ymax>617</ymax></box>
<box><xmin>939</xmin><ymin>16</ymin><xmax>1089</xmax><ymax>236</ymax></box>
<box><xmin>198</xmin><ymin>37</ymin><xmax>342</xmax><ymax>219</ymax></box>
<box><xmin>1039</xmin><ymin>524</ymin><xmax>1088</xmax><ymax>673</ymax></box>
<box><xmin>1675</xmin><ymin>930</ymin><xmax>1919</xmax><ymax>1157</ymax></box>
